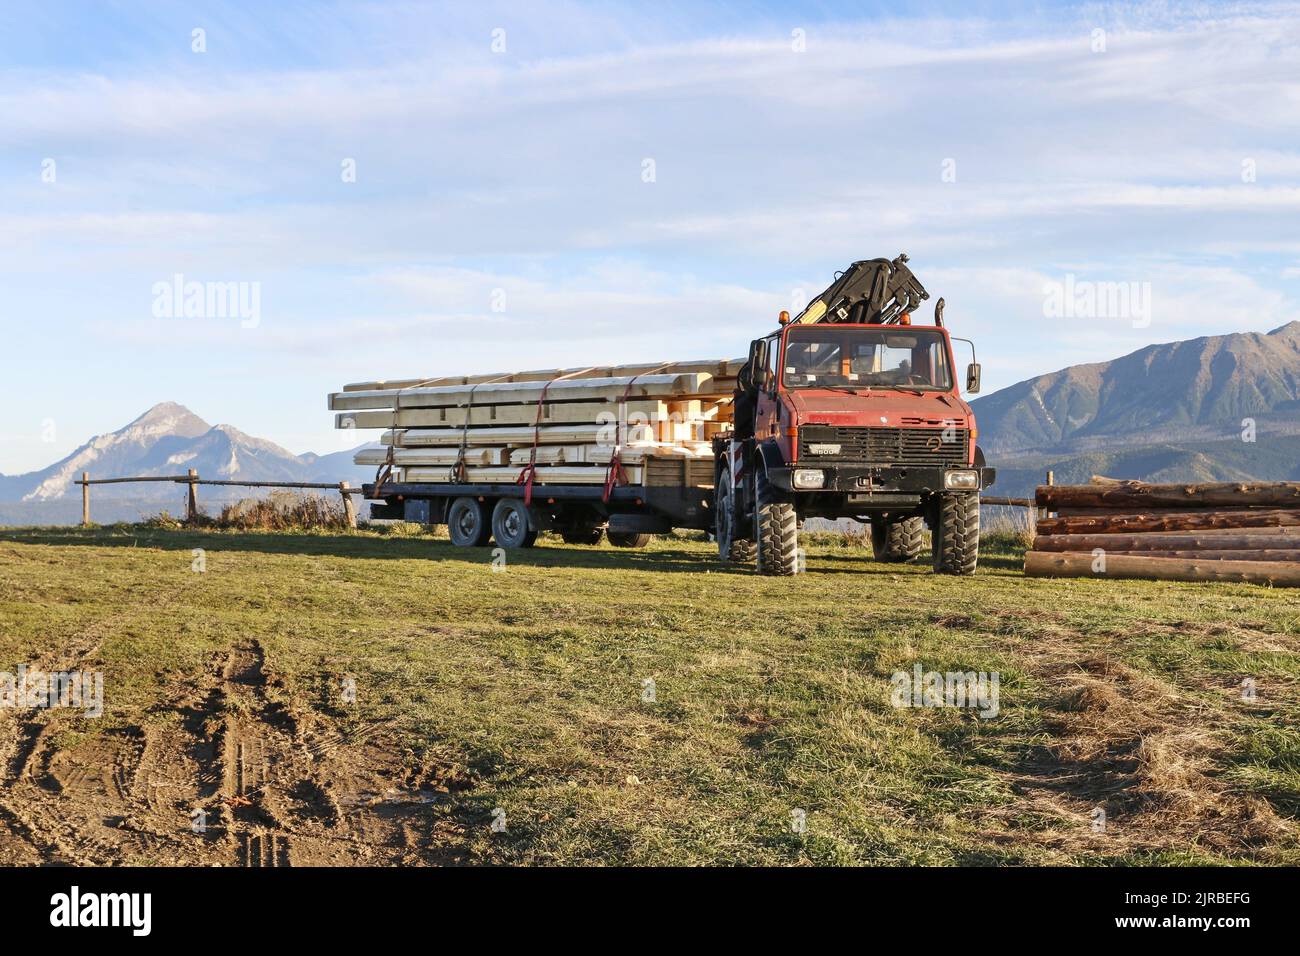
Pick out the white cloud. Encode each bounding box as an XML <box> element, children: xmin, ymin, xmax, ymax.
<box><xmin>3</xmin><ymin>2</ymin><xmax>1300</xmax><ymax>472</ymax></box>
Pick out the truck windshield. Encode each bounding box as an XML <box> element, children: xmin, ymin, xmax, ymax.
<box><xmin>781</xmin><ymin>327</ymin><xmax>952</xmax><ymax>390</ymax></box>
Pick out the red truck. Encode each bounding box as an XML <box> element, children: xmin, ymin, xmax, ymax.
<box><xmin>364</xmin><ymin>255</ymin><xmax>993</xmax><ymax>574</ymax></box>
<box><xmin>714</xmin><ymin>255</ymin><xmax>993</xmax><ymax>576</ymax></box>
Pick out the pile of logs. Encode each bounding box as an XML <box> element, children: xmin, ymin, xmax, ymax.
<box><xmin>1023</xmin><ymin>480</ymin><xmax>1300</xmax><ymax>587</ymax></box>
<box><xmin>329</xmin><ymin>360</ymin><xmax>741</xmax><ymax>487</ymax></box>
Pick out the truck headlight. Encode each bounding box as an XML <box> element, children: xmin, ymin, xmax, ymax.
<box><xmin>792</xmin><ymin>469</ymin><xmax>825</xmax><ymax>489</ymax></box>
<box><xmin>944</xmin><ymin>470</ymin><xmax>979</xmax><ymax>490</ymax></box>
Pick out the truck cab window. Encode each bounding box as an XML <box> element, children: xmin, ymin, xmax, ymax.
<box><xmin>783</xmin><ymin>327</ymin><xmax>951</xmax><ymax>390</ymax></box>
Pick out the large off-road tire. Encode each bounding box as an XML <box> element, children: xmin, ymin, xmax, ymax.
<box><xmin>607</xmin><ymin>531</ymin><xmax>652</xmax><ymax>548</ymax></box>
<box><xmin>491</xmin><ymin>498</ymin><xmax>538</xmax><ymax>549</ymax></box>
<box><xmin>932</xmin><ymin>492</ymin><xmax>979</xmax><ymax>575</ymax></box>
<box><xmin>871</xmin><ymin>516</ymin><xmax>925</xmax><ymax>562</ymax></box>
<box><xmin>447</xmin><ymin>496</ymin><xmax>493</xmax><ymax>547</ymax></box>
<box><xmin>728</xmin><ymin>538</ymin><xmax>757</xmax><ymax>564</ymax></box>
<box><xmin>715</xmin><ymin>466</ymin><xmax>755</xmax><ymax>564</ymax></box>
<box><xmin>560</xmin><ymin>525</ymin><xmax>604</xmax><ymax>545</ymax></box>
<box><xmin>754</xmin><ymin>468</ymin><xmax>800</xmax><ymax>576</ymax></box>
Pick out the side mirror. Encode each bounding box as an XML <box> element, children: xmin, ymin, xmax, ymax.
<box><xmin>755</xmin><ymin>367</ymin><xmax>772</xmax><ymax>391</ymax></box>
<box><xmin>966</xmin><ymin>362</ymin><xmax>981</xmax><ymax>394</ymax></box>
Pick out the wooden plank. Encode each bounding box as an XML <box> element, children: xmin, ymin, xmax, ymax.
<box><xmin>1035</xmin><ymin>508</ymin><xmax>1300</xmax><ymax>536</ymax></box>
<box><xmin>1115</xmin><ymin>526</ymin><xmax>1300</xmax><ymax>537</ymax></box>
<box><xmin>506</xmin><ymin>442</ymin><xmax>711</xmax><ymax>466</ymax></box>
<box><xmin>367</xmin><ymin>442</ymin><xmax>710</xmax><ymax>468</ymax></box>
<box><xmin>339</xmin><ymin>401</ymin><xmax>680</xmax><ymax>430</ymax></box>
<box><xmin>1033</xmin><ymin>533</ymin><xmax>1300</xmax><ymax>552</ymax></box>
<box><xmin>1050</xmin><ymin>505</ymin><xmax>1275</xmax><ymax>517</ymax></box>
<box><xmin>395</xmin><ymin>373</ymin><xmax>719</xmax><ymax>408</ymax></box>
<box><xmin>354</xmin><ymin>447</ymin><xmax>507</xmax><ymax>467</ymax></box>
<box><xmin>1023</xmin><ymin>550</ymin><xmax>1300</xmax><ymax>587</ymax></box>
<box><xmin>329</xmin><ymin>373</ymin><xmax>726</xmax><ymax>411</ymax></box>
<box><xmin>1036</xmin><ymin>481</ymin><xmax>1300</xmax><ymax>510</ymax></box>
<box><xmin>341</xmin><ymin>359</ymin><xmax>745</xmax><ymax>393</ymax></box>
<box><xmin>401</xmin><ymin>465</ymin><xmax>642</xmax><ymax>485</ymax></box>
<box><xmin>1103</xmin><ymin>550</ymin><xmax>1300</xmax><ymax>561</ymax></box>
<box><xmin>383</xmin><ymin>424</ymin><xmax>655</xmax><ymax>447</ymax></box>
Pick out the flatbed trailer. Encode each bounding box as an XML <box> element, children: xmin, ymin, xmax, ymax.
<box><xmin>363</xmin><ymin>476</ymin><xmax>714</xmax><ymax>547</ymax></box>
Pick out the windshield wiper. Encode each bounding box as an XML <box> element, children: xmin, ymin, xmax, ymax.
<box><xmin>819</xmin><ymin>384</ymin><xmax>871</xmax><ymax>395</ymax></box>
<box><xmin>871</xmin><ymin>384</ymin><xmax>925</xmax><ymax>396</ymax></box>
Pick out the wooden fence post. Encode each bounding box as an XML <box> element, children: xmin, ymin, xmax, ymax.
<box><xmin>81</xmin><ymin>472</ymin><xmax>90</xmax><ymax>526</ymax></box>
<box><xmin>186</xmin><ymin>469</ymin><xmax>199</xmax><ymax>522</ymax></box>
<box><xmin>340</xmin><ymin>481</ymin><xmax>357</xmax><ymax>529</ymax></box>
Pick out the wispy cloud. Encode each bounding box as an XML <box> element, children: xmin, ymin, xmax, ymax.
<box><xmin>1</xmin><ymin>0</ymin><xmax>1298</xmax><ymax>471</ymax></box>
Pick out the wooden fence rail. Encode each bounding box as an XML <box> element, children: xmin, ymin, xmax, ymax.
<box><xmin>75</xmin><ymin>470</ymin><xmax>364</xmax><ymax>528</ymax></box>
<box><xmin>75</xmin><ymin>469</ymin><xmax>1054</xmax><ymax>530</ymax></box>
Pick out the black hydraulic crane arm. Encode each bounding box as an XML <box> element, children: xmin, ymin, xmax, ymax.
<box><xmin>792</xmin><ymin>253</ymin><xmax>929</xmax><ymax>326</ymax></box>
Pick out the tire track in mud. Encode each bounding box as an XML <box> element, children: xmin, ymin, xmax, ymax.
<box><xmin>0</xmin><ymin>625</ymin><xmax>112</xmax><ymax>864</ymax></box>
<box><xmin>0</xmin><ymin>630</ymin><xmax>473</xmax><ymax>866</ymax></box>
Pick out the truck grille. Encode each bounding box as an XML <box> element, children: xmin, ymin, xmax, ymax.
<box><xmin>799</xmin><ymin>425</ymin><xmax>968</xmax><ymax>466</ymax></box>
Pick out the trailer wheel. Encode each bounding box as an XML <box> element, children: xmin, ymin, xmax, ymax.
<box><xmin>491</xmin><ymin>498</ymin><xmax>538</xmax><ymax>549</ymax></box>
<box><xmin>754</xmin><ymin>468</ymin><xmax>800</xmax><ymax>576</ymax></box>
<box><xmin>607</xmin><ymin>530</ymin><xmax>651</xmax><ymax>548</ymax></box>
<box><xmin>715</xmin><ymin>467</ymin><xmax>755</xmax><ymax>564</ymax></box>
<box><xmin>871</xmin><ymin>516</ymin><xmax>925</xmax><ymax>562</ymax></box>
<box><xmin>932</xmin><ymin>493</ymin><xmax>979</xmax><ymax>575</ymax></box>
<box><xmin>560</xmin><ymin>525</ymin><xmax>604</xmax><ymax>546</ymax></box>
<box><xmin>447</xmin><ymin>497</ymin><xmax>492</xmax><ymax>547</ymax></box>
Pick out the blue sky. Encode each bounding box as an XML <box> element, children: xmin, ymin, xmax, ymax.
<box><xmin>2</xmin><ymin>0</ymin><xmax>1299</xmax><ymax>472</ymax></box>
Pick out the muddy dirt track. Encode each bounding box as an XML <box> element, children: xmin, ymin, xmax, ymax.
<box><xmin>0</xmin><ymin>637</ymin><xmax>470</xmax><ymax>866</ymax></box>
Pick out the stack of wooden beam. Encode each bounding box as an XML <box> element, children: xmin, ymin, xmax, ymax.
<box><xmin>1023</xmin><ymin>480</ymin><xmax>1300</xmax><ymax>587</ymax></box>
<box><xmin>330</xmin><ymin>360</ymin><xmax>743</xmax><ymax>487</ymax></box>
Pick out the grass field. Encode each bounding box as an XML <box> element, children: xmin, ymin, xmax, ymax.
<box><xmin>0</xmin><ymin>523</ymin><xmax>1297</xmax><ymax>866</ymax></box>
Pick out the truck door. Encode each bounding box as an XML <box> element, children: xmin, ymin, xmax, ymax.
<box><xmin>754</xmin><ymin>333</ymin><xmax>782</xmax><ymax>443</ymax></box>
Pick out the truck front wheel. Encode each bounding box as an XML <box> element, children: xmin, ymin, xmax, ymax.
<box><xmin>932</xmin><ymin>493</ymin><xmax>979</xmax><ymax>575</ymax></box>
<box><xmin>754</xmin><ymin>468</ymin><xmax>800</xmax><ymax>576</ymax></box>
<box><xmin>447</xmin><ymin>497</ymin><xmax>493</xmax><ymax>547</ymax></box>
<box><xmin>871</xmin><ymin>516</ymin><xmax>925</xmax><ymax>562</ymax></box>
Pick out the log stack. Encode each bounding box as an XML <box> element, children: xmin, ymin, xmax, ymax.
<box><xmin>1023</xmin><ymin>480</ymin><xmax>1300</xmax><ymax>587</ymax></box>
<box><xmin>330</xmin><ymin>360</ymin><xmax>742</xmax><ymax>488</ymax></box>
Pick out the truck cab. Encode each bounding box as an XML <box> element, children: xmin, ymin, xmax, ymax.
<box><xmin>716</xmin><ymin>317</ymin><xmax>995</xmax><ymax>576</ymax></box>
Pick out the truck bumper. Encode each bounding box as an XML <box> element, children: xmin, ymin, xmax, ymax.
<box><xmin>766</xmin><ymin>465</ymin><xmax>997</xmax><ymax>497</ymax></box>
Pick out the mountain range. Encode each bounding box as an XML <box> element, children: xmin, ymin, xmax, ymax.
<box><xmin>0</xmin><ymin>403</ymin><xmax>374</xmax><ymax>525</ymax></box>
<box><xmin>970</xmin><ymin>321</ymin><xmax>1300</xmax><ymax>496</ymax></box>
<box><xmin>1</xmin><ymin>321</ymin><xmax>1297</xmax><ymax>524</ymax></box>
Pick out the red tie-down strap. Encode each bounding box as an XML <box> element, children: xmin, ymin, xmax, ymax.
<box><xmin>374</xmin><ymin>375</ymin><xmax>443</xmax><ymax>495</ymax></box>
<box><xmin>448</xmin><ymin>374</ymin><xmax>514</xmax><ymax>484</ymax></box>
<box><xmin>517</xmin><ymin>367</ymin><xmax>597</xmax><ymax>505</ymax></box>
<box><xmin>602</xmin><ymin>364</ymin><xmax>672</xmax><ymax>503</ymax></box>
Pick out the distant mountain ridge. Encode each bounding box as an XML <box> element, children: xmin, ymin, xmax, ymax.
<box><xmin>0</xmin><ymin>403</ymin><xmax>373</xmax><ymax>524</ymax></box>
<box><xmin>972</xmin><ymin>322</ymin><xmax>1300</xmax><ymax>496</ymax></box>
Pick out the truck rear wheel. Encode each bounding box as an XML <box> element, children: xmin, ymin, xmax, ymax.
<box><xmin>932</xmin><ymin>493</ymin><xmax>979</xmax><ymax>575</ymax></box>
<box><xmin>560</xmin><ymin>525</ymin><xmax>604</xmax><ymax>545</ymax></box>
<box><xmin>491</xmin><ymin>498</ymin><xmax>538</xmax><ymax>549</ymax></box>
<box><xmin>715</xmin><ymin>467</ymin><xmax>755</xmax><ymax>564</ymax></box>
<box><xmin>754</xmin><ymin>468</ymin><xmax>800</xmax><ymax>576</ymax></box>
<box><xmin>447</xmin><ymin>497</ymin><xmax>492</xmax><ymax>547</ymax></box>
<box><xmin>607</xmin><ymin>530</ymin><xmax>651</xmax><ymax>548</ymax></box>
<box><xmin>871</xmin><ymin>516</ymin><xmax>925</xmax><ymax>562</ymax></box>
